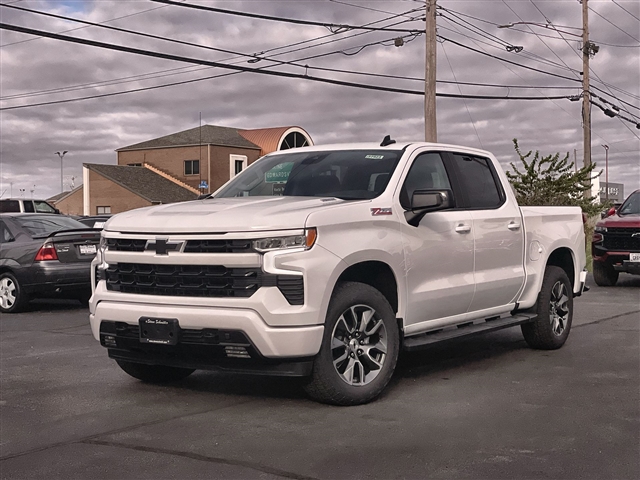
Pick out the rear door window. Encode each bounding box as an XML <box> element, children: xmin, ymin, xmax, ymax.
<box><xmin>450</xmin><ymin>154</ymin><xmax>503</xmax><ymax>209</ymax></box>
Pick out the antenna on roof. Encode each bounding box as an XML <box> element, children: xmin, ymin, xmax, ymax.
<box><xmin>380</xmin><ymin>135</ymin><xmax>396</xmax><ymax>147</ymax></box>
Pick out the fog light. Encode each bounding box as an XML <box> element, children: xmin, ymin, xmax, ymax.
<box><xmin>103</xmin><ymin>335</ymin><xmax>117</xmax><ymax>347</ymax></box>
<box><xmin>224</xmin><ymin>346</ymin><xmax>251</xmax><ymax>359</ymax></box>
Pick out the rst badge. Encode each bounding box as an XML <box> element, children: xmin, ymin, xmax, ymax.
<box><xmin>371</xmin><ymin>208</ymin><xmax>393</xmax><ymax>216</ymax></box>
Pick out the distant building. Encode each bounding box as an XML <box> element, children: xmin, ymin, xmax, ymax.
<box><xmin>599</xmin><ymin>182</ymin><xmax>624</xmax><ymax>204</ymax></box>
<box><xmin>49</xmin><ymin>125</ymin><xmax>313</xmax><ymax>215</ymax></box>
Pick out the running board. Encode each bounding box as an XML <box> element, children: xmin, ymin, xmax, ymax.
<box><xmin>402</xmin><ymin>313</ymin><xmax>537</xmax><ymax>352</ymax></box>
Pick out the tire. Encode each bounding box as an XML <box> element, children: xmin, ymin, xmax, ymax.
<box><xmin>116</xmin><ymin>360</ymin><xmax>195</xmax><ymax>383</ymax></box>
<box><xmin>593</xmin><ymin>261</ymin><xmax>619</xmax><ymax>287</ymax></box>
<box><xmin>76</xmin><ymin>290</ymin><xmax>92</xmax><ymax>307</ymax></box>
<box><xmin>0</xmin><ymin>272</ymin><xmax>30</xmax><ymax>313</ymax></box>
<box><xmin>304</xmin><ymin>281</ymin><xmax>400</xmax><ymax>406</ymax></box>
<box><xmin>521</xmin><ymin>266</ymin><xmax>573</xmax><ymax>350</ymax></box>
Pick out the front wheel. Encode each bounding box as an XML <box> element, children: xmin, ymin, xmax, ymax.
<box><xmin>116</xmin><ymin>360</ymin><xmax>195</xmax><ymax>383</ymax></box>
<box><xmin>304</xmin><ymin>281</ymin><xmax>400</xmax><ymax>406</ymax></box>
<box><xmin>521</xmin><ymin>266</ymin><xmax>573</xmax><ymax>350</ymax></box>
<box><xmin>593</xmin><ymin>261</ymin><xmax>619</xmax><ymax>286</ymax></box>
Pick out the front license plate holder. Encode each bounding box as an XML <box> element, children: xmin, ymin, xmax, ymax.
<box><xmin>139</xmin><ymin>317</ymin><xmax>179</xmax><ymax>345</ymax></box>
<box><xmin>630</xmin><ymin>252</ymin><xmax>640</xmax><ymax>262</ymax></box>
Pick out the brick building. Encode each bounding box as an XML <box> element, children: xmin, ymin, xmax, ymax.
<box><xmin>50</xmin><ymin>125</ymin><xmax>313</xmax><ymax>215</ymax></box>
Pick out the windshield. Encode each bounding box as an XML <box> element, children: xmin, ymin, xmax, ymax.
<box><xmin>618</xmin><ymin>191</ymin><xmax>640</xmax><ymax>215</ymax></box>
<box><xmin>14</xmin><ymin>215</ymin><xmax>88</xmax><ymax>237</ymax></box>
<box><xmin>215</xmin><ymin>149</ymin><xmax>403</xmax><ymax>200</ymax></box>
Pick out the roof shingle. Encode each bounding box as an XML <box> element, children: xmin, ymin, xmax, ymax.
<box><xmin>86</xmin><ymin>164</ymin><xmax>198</xmax><ymax>204</ymax></box>
<box><xmin>117</xmin><ymin>125</ymin><xmax>260</xmax><ymax>151</ymax></box>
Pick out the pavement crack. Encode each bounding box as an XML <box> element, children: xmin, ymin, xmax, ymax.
<box><xmin>574</xmin><ymin>309</ymin><xmax>640</xmax><ymax>328</ymax></box>
<box><xmin>81</xmin><ymin>439</ymin><xmax>319</xmax><ymax>480</ymax></box>
<box><xmin>0</xmin><ymin>399</ymin><xmax>256</xmax><ymax>463</ymax></box>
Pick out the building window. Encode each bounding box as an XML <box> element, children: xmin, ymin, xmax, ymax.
<box><xmin>97</xmin><ymin>206</ymin><xmax>111</xmax><ymax>214</ymax></box>
<box><xmin>184</xmin><ymin>160</ymin><xmax>200</xmax><ymax>175</ymax></box>
<box><xmin>127</xmin><ymin>163</ymin><xmax>142</xmax><ymax>167</ymax></box>
<box><xmin>280</xmin><ymin>131</ymin><xmax>310</xmax><ymax>150</ymax></box>
<box><xmin>229</xmin><ymin>155</ymin><xmax>247</xmax><ymax>178</ymax></box>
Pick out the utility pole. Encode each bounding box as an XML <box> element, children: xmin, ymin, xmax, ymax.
<box><xmin>425</xmin><ymin>0</ymin><xmax>437</xmax><ymax>142</ymax></box>
<box><xmin>581</xmin><ymin>0</ymin><xmax>591</xmax><ymax>195</ymax></box>
<box><xmin>602</xmin><ymin>144</ymin><xmax>609</xmax><ymax>201</ymax></box>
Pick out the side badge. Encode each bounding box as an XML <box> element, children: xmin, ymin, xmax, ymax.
<box><xmin>371</xmin><ymin>207</ymin><xmax>393</xmax><ymax>216</ymax></box>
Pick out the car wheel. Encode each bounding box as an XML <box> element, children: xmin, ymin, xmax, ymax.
<box><xmin>521</xmin><ymin>266</ymin><xmax>573</xmax><ymax>350</ymax></box>
<box><xmin>304</xmin><ymin>281</ymin><xmax>400</xmax><ymax>406</ymax></box>
<box><xmin>115</xmin><ymin>360</ymin><xmax>195</xmax><ymax>383</ymax></box>
<box><xmin>0</xmin><ymin>272</ymin><xmax>30</xmax><ymax>313</ymax></box>
<box><xmin>593</xmin><ymin>261</ymin><xmax>619</xmax><ymax>286</ymax></box>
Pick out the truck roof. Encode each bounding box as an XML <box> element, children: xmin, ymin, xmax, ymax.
<box><xmin>271</xmin><ymin>142</ymin><xmax>494</xmax><ymax>158</ymax></box>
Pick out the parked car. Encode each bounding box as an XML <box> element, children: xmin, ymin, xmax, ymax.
<box><xmin>90</xmin><ymin>140</ymin><xmax>587</xmax><ymax>405</ymax></box>
<box><xmin>76</xmin><ymin>215</ymin><xmax>112</xmax><ymax>229</ymax></box>
<box><xmin>0</xmin><ymin>198</ymin><xmax>60</xmax><ymax>214</ymax></box>
<box><xmin>592</xmin><ymin>189</ymin><xmax>640</xmax><ymax>286</ymax></box>
<box><xmin>0</xmin><ymin>213</ymin><xmax>100</xmax><ymax>313</ymax></box>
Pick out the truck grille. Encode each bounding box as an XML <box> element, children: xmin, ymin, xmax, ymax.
<box><xmin>603</xmin><ymin>227</ymin><xmax>640</xmax><ymax>251</ymax></box>
<box><xmin>106</xmin><ymin>238</ymin><xmax>255</xmax><ymax>253</ymax></box>
<box><xmin>104</xmin><ymin>263</ymin><xmax>303</xmax><ymax>304</ymax></box>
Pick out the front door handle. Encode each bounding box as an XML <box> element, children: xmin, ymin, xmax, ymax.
<box><xmin>508</xmin><ymin>221</ymin><xmax>521</xmax><ymax>231</ymax></box>
<box><xmin>455</xmin><ymin>223</ymin><xmax>471</xmax><ymax>234</ymax></box>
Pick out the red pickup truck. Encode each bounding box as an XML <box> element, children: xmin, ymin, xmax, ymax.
<box><xmin>592</xmin><ymin>189</ymin><xmax>640</xmax><ymax>286</ymax></box>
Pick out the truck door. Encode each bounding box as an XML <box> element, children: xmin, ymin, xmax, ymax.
<box><xmin>398</xmin><ymin>151</ymin><xmax>475</xmax><ymax>327</ymax></box>
<box><xmin>447</xmin><ymin>152</ymin><xmax>525</xmax><ymax>312</ymax></box>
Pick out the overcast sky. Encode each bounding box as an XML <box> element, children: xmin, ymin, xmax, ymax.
<box><xmin>1</xmin><ymin>0</ymin><xmax>639</xmax><ymax>201</ymax></box>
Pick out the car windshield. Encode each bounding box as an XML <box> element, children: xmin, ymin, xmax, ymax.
<box><xmin>14</xmin><ymin>215</ymin><xmax>88</xmax><ymax>237</ymax></box>
<box><xmin>214</xmin><ymin>149</ymin><xmax>403</xmax><ymax>200</ymax></box>
<box><xmin>618</xmin><ymin>192</ymin><xmax>640</xmax><ymax>215</ymax></box>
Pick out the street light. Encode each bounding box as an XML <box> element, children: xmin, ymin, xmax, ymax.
<box><xmin>602</xmin><ymin>144</ymin><xmax>609</xmax><ymax>202</ymax></box>
<box><xmin>55</xmin><ymin>151</ymin><xmax>68</xmax><ymax>193</ymax></box>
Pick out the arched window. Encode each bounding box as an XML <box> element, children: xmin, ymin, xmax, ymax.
<box><xmin>279</xmin><ymin>131</ymin><xmax>310</xmax><ymax>150</ymax></box>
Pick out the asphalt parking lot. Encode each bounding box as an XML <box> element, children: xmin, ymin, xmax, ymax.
<box><xmin>1</xmin><ymin>275</ymin><xmax>638</xmax><ymax>480</ymax></box>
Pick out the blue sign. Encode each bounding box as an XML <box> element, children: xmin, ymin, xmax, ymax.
<box><xmin>199</xmin><ymin>180</ymin><xmax>209</xmax><ymax>189</ymax></box>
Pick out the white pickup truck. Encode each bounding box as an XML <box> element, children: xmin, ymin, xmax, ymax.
<box><xmin>90</xmin><ymin>140</ymin><xmax>587</xmax><ymax>405</ymax></box>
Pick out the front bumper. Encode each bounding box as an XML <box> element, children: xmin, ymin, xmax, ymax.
<box><xmin>592</xmin><ymin>250</ymin><xmax>640</xmax><ymax>275</ymax></box>
<box><xmin>90</xmin><ymin>300</ymin><xmax>324</xmax><ymax>359</ymax></box>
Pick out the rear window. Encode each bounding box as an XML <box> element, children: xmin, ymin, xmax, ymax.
<box><xmin>0</xmin><ymin>200</ymin><xmax>20</xmax><ymax>213</ymax></box>
<box><xmin>13</xmin><ymin>215</ymin><xmax>87</xmax><ymax>237</ymax></box>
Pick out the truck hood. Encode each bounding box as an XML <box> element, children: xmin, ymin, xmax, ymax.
<box><xmin>598</xmin><ymin>212</ymin><xmax>640</xmax><ymax>229</ymax></box>
<box><xmin>104</xmin><ymin>196</ymin><xmax>349</xmax><ymax>233</ymax></box>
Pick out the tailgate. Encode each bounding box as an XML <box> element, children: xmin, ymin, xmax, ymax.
<box><xmin>48</xmin><ymin>230</ymin><xmax>101</xmax><ymax>263</ymax></box>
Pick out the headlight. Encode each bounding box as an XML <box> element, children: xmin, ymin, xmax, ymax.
<box><xmin>253</xmin><ymin>228</ymin><xmax>317</xmax><ymax>252</ymax></box>
<box><xmin>594</xmin><ymin>225</ymin><xmax>607</xmax><ymax>233</ymax></box>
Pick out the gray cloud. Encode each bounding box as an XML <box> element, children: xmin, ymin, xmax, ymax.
<box><xmin>1</xmin><ymin>0</ymin><xmax>638</xmax><ymax>200</ymax></box>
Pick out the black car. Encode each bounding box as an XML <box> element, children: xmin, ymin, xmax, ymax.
<box><xmin>0</xmin><ymin>213</ymin><xmax>101</xmax><ymax>313</ymax></box>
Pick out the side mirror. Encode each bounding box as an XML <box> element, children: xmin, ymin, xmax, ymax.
<box><xmin>54</xmin><ymin>208</ymin><xmax>61</xmax><ymax>214</ymax></box>
<box><xmin>605</xmin><ymin>206</ymin><xmax>616</xmax><ymax>218</ymax></box>
<box><xmin>404</xmin><ymin>189</ymin><xmax>453</xmax><ymax>227</ymax></box>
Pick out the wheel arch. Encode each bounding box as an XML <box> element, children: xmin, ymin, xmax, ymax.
<box><xmin>546</xmin><ymin>247</ymin><xmax>575</xmax><ymax>287</ymax></box>
<box><xmin>333</xmin><ymin>260</ymin><xmax>400</xmax><ymax>316</ymax></box>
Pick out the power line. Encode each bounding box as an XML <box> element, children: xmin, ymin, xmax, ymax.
<box><xmin>589</xmin><ymin>5</ymin><xmax>640</xmax><ymax>43</ymax></box>
<box><xmin>612</xmin><ymin>0</ymin><xmax>640</xmax><ymax>23</ymax></box>
<box><xmin>150</xmin><ymin>0</ymin><xmax>422</xmax><ymax>34</ymax></box>
<box><xmin>0</xmin><ymin>3</ymin><xmax>170</xmax><ymax>48</ymax></box>
<box><xmin>328</xmin><ymin>0</ymin><xmax>419</xmax><ymax>20</ymax></box>
<box><xmin>0</xmin><ymin>21</ymin><xmax>576</xmax><ymax>111</ymax></box>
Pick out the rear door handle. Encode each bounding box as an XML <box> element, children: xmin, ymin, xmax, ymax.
<box><xmin>508</xmin><ymin>222</ymin><xmax>521</xmax><ymax>231</ymax></box>
<box><xmin>455</xmin><ymin>223</ymin><xmax>471</xmax><ymax>234</ymax></box>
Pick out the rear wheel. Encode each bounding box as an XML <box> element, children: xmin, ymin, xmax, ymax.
<box><xmin>304</xmin><ymin>281</ymin><xmax>399</xmax><ymax>406</ymax></box>
<box><xmin>0</xmin><ymin>272</ymin><xmax>30</xmax><ymax>313</ymax></box>
<box><xmin>521</xmin><ymin>266</ymin><xmax>573</xmax><ymax>350</ymax></box>
<box><xmin>116</xmin><ymin>360</ymin><xmax>195</xmax><ymax>383</ymax></box>
<box><xmin>593</xmin><ymin>261</ymin><xmax>619</xmax><ymax>286</ymax></box>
